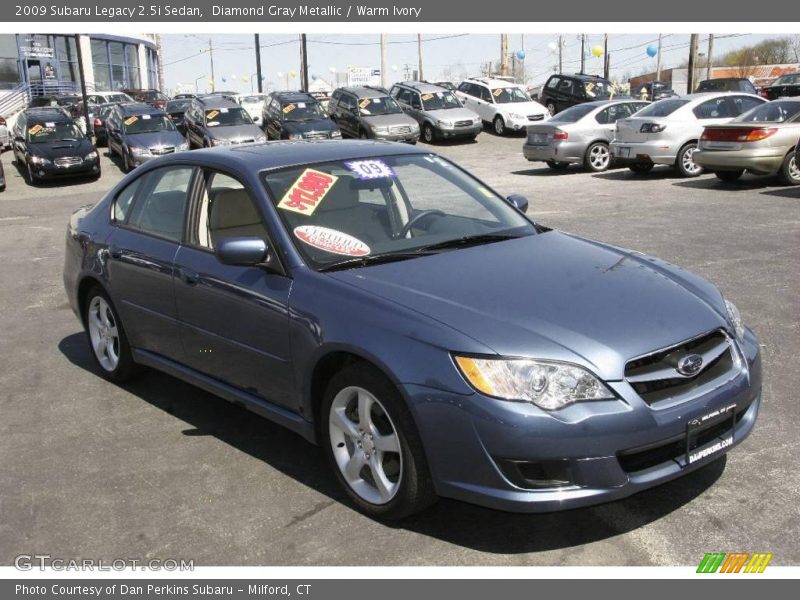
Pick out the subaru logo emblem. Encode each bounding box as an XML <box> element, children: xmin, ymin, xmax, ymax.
<box><xmin>677</xmin><ymin>354</ymin><xmax>704</xmax><ymax>377</ymax></box>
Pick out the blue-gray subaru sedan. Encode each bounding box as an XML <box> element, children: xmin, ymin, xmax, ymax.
<box><xmin>63</xmin><ymin>140</ymin><xmax>761</xmax><ymax>519</ymax></box>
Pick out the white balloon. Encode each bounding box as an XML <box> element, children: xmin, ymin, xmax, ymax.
<box><xmin>548</xmin><ymin>42</ymin><xmax>558</xmax><ymax>51</ymax></box>
<box><xmin>391</xmin><ymin>64</ymin><xmax>398</xmax><ymax>72</ymax></box>
<box><xmin>329</xmin><ymin>66</ymin><xmax>336</xmax><ymax>73</ymax></box>
<box><xmin>277</xmin><ymin>71</ymin><xmax>283</xmax><ymax>78</ymax></box>
<box><xmin>231</xmin><ymin>74</ymin><xmax>237</xmax><ymax>80</ymax></box>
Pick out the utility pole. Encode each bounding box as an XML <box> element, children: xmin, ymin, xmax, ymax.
<box><xmin>300</xmin><ymin>33</ymin><xmax>309</xmax><ymax>92</ymax></box>
<box><xmin>558</xmin><ymin>35</ymin><xmax>563</xmax><ymax>74</ymax></box>
<box><xmin>520</xmin><ymin>33</ymin><xmax>525</xmax><ymax>84</ymax></box>
<box><xmin>656</xmin><ymin>34</ymin><xmax>663</xmax><ymax>80</ymax></box>
<box><xmin>603</xmin><ymin>33</ymin><xmax>609</xmax><ymax>79</ymax></box>
<box><xmin>155</xmin><ymin>34</ymin><xmax>165</xmax><ymax>91</ymax></box>
<box><xmin>380</xmin><ymin>34</ymin><xmax>387</xmax><ymax>88</ymax></box>
<box><xmin>500</xmin><ymin>33</ymin><xmax>508</xmax><ymax>77</ymax></box>
<box><xmin>580</xmin><ymin>34</ymin><xmax>585</xmax><ymax>74</ymax></box>
<box><xmin>254</xmin><ymin>34</ymin><xmax>263</xmax><ymax>93</ymax></box>
<box><xmin>706</xmin><ymin>33</ymin><xmax>715</xmax><ymax>81</ymax></box>
<box><xmin>73</xmin><ymin>34</ymin><xmax>91</xmax><ymax>137</ymax></box>
<box><xmin>208</xmin><ymin>37</ymin><xmax>215</xmax><ymax>91</ymax></box>
<box><xmin>687</xmin><ymin>33</ymin><xmax>699</xmax><ymax>93</ymax></box>
<box><xmin>417</xmin><ymin>34</ymin><xmax>424</xmax><ymax>81</ymax></box>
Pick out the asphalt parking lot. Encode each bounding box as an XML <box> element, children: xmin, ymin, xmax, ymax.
<box><xmin>1</xmin><ymin>132</ymin><xmax>798</xmax><ymax>566</ymax></box>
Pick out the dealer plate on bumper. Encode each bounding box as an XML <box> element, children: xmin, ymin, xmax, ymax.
<box><xmin>617</xmin><ymin>146</ymin><xmax>631</xmax><ymax>158</ymax></box>
<box><xmin>686</xmin><ymin>403</ymin><xmax>736</xmax><ymax>465</ymax></box>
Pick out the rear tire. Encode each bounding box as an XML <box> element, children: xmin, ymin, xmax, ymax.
<box><xmin>321</xmin><ymin>362</ymin><xmax>437</xmax><ymax>520</ymax></box>
<box><xmin>675</xmin><ymin>142</ymin><xmax>704</xmax><ymax>177</ymax></box>
<box><xmin>545</xmin><ymin>101</ymin><xmax>556</xmax><ymax>116</ymax></box>
<box><xmin>715</xmin><ymin>170</ymin><xmax>744</xmax><ymax>182</ymax></box>
<box><xmin>83</xmin><ymin>285</ymin><xmax>138</xmax><ymax>383</ymax></box>
<box><xmin>584</xmin><ymin>141</ymin><xmax>611</xmax><ymax>172</ymax></box>
<box><xmin>546</xmin><ymin>160</ymin><xmax>570</xmax><ymax>170</ymax></box>
<box><xmin>777</xmin><ymin>152</ymin><xmax>800</xmax><ymax>185</ymax></box>
<box><xmin>629</xmin><ymin>162</ymin><xmax>654</xmax><ymax>174</ymax></box>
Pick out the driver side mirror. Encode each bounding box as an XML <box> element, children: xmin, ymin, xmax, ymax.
<box><xmin>506</xmin><ymin>194</ymin><xmax>529</xmax><ymax>213</ymax></box>
<box><xmin>216</xmin><ymin>236</ymin><xmax>275</xmax><ymax>269</ymax></box>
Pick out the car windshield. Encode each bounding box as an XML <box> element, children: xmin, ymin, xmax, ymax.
<box><xmin>106</xmin><ymin>93</ymin><xmax>132</xmax><ymax>103</ymax></box>
<box><xmin>635</xmin><ymin>98</ymin><xmax>689</xmax><ymax>117</ymax></box>
<box><xmin>773</xmin><ymin>73</ymin><xmax>800</xmax><ymax>86</ymax></box>
<box><xmin>27</xmin><ymin>121</ymin><xmax>83</xmax><ymax>143</ymax></box>
<box><xmin>420</xmin><ymin>90</ymin><xmax>462</xmax><ymax>110</ymax></box>
<box><xmin>123</xmin><ymin>114</ymin><xmax>176</xmax><ymax>134</ymax></box>
<box><xmin>583</xmin><ymin>80</ymin><xmax>611</xmax><ymax>98</ymax></box>
<box><xmin>139</xmin><ymin>91</ymin><xmax>168</xmax><ymax>101</ymax></box>
<box><xmin>205</xmin><ymin>107</ymin><xmax>253</xmax><ymax>126</ymax></box>
<box><xmin>491</xmin><ymin>87</ymin><xmax>530</xmax><ymax>103</ymax></box>
<box><xmin>549</xmin><ymin>103</ymin><xmax>597</xmax><ymax>122</ymax></box>
<box><xmin>166</xmin><ymin>100</ymin><xmax>191</xmax><ymax>112</ymax></box>
<box><xmin>241</xmin><ymin>95</ymin><xmax>266</xmax><ymax>105</ymax></box>
<box><xmin>735</xmin><ymin>101</ymin><xmax>800</xmax><ymax>123</ymax></box>
<box><xmin>281</xmin><ymin>101</ymin><xmax>326</xmax><ymax>121</ymax></box>
<box><xmin>358</xmin><ymin>96</ymin><xmax>403</xmax><ymax>115</ymax></box>
<box><xmin>262</xmin><ymin>154</ymin><xmax>536</xmax><ymax>270</ymax></box>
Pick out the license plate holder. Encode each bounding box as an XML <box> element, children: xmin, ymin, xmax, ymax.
<box><xmin>685</xmin><ymin>404</ymin><xmax>736</xmax><ymax>465</ymax></box>
<box><xmin>618</xmin><ymin>146</ymin><xmax>631</xmax><ymax>158</ymax></box>
<box><xmin>532</xmin><ymin>132</ymin><xmax>548</xmax><ymax>144</ymax></box>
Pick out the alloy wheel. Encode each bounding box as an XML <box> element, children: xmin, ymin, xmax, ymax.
<box><xmin>87</xmin><ymin>296</ymin><xmax>120</xmax><ymax>372</ymax></box>
<box><xmin>588</xmin><ymin>144</ymin><xmax>610</xmax><ymax>171</ymax></box>
<box><xmin>329</xmin><ymin>386</ymin><xmax>403</xmax><ymax>505</ymax></box>
<box><xmin>788</xmin><ymin>155</ymin><xmax>800</xmax><ymax>182</ymax></box>
<box><xmin>494</xmin><ymin>116</ymin><xmax>505</xmax><ymax>135</ymax></box>
<box><xmin>681</xmin><ymin>145</ymin><xmax>703</xmax><ymax>176</ymax></box>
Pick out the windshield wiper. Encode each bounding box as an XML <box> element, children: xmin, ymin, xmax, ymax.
<box><xmin>318</xmin><ymin>251</ymin><xmax>431</xmax><ymax>272</ymax></box>
<box><xmin>414</xmin><ymin>233</ymin><xmax>522</xmax><ymax>253</ymax></box>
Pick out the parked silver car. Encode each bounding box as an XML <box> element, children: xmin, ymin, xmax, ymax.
<box><xmin>389</xmin><ymin>81</ymin><xmax>482</xmax><ymax>143</ymax></box>
<box><xmin>328</xmin><ymin>86</ymin><xmax>420</xmax><ymax>143</ymax></box>
<box><xmin>524</xmin><ymin>100</ymin><xmax>648</xmax><ymax>172</ymax></box>
<box><xmin>610</xmin><ymin>93</ymin><xmax>767</xmax><ymax>176</ymax></box>
<box><xmin>693</xmin><ymin>98</ymin><xmax>800</xmax><ymax>185</ymax></box>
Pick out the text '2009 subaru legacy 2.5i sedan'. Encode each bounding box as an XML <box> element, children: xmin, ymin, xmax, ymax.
<box><xmin>63</xmin><ymin>140</ymin><xmax>761</xmax><ymax>519</ymax></box>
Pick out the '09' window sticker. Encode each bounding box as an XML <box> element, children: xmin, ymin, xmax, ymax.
<box><xmin>344</xmin><ymin>159</ymin><xmax>396</xmax><ymax>180</ymax></box>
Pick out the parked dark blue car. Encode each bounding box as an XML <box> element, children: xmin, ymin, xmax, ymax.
<box><xmin>63</xmin><ymin>140</ymin><xmax>761</xmax><ymax>519</ymax></box>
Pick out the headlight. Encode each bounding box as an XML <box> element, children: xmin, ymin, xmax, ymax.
<box><xmin>454</xmin><ymin>356</ymin><xmax>614</xmax><ymax>410</ymax></box>
<box><xmin>473</xmin><ymin>116</ymin><xmax>481</xmax><ymax>124</ymax></box>
<box><xmin>256</xmin><ymin>135</ymin><xmax>267</xmax><ymax>143</ymax></box>
<box><xmin>640</xmin><ymin>123</ymin><xmax>666</xmax><ymax>133</ymax></box>
<box><xmin>437</xmin><ymin>119</ymin><xmax>454</xmax><ymax>128</ymax></box>
<box><xmin>29</xmin><ymin>155</ymin><xmax>51</xmax><ymax>165</ymax></box>
<box><xmin>331</xmin><ymin>130</ymin><xmax>342</xmax><ymax>138</ymax></box>
<box><xmin>177</xmin><ymin>142</ymin><xmax>189</xmax><ymax>151</ymax></box>
<box><xmin>288</xmin><ymin>133</ymin><xmax>303</xmax><ymax>140</ymax></box>
<box><xmin>372</xmin><ymin>126</ymin><xmax>389</xmax><ymax>134</ymax></box>
<box><xmin>724</xmin><ymin>298</ymin><xmax>745</xmax><ymax>341</ymax></box>
<box><xmin>211</xmin><ymin>138</ymin><xmax>230</xmax><ymax>146</ymax></box>
<box><xmin>129</xmin><ymin>145</ymin><xmax>149</xmax><ymax>156</ymax></box>
<box><xmin>84</xmin><ymin>152</ymin><xmax>98</xmax><ymax>161</ymax></box>
<box><xmin>509</xmin><ymin>112</ymin><xmax>524</xmax><ymax>120</ymax></box>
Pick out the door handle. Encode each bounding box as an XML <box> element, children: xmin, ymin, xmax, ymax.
<box><xmin>109</xmin><ymin>245</ymin><xmax>122</xmax><ymax>260</ymax></box>
<box><xmin>177</xmin><ymin>267</ymin><xmax>199</xmax><ymax>285</ymax></box>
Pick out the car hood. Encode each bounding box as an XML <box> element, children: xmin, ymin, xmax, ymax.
<box><xmin>30</xmin><ymin>138</ymin><xmax>93</xmax><ymax>159</ymax></box>
<box><xmin>424</xmin><ymin>107</ymin><xmax>479</xmax><ymax>121</ymax></box>
<box><xmin>125</xmin><ymin>131</ymin><xmax>186</xmax><ymax>148</ymax></box>
<box><xmin>209</xmin><ymin>124</ymin><xmax>263</xmax><ymax>141</ymax></box>
<box><xmin>327</xmin><ymin>232</ymin><xmax>729</xmax><ymax>380</ymax></box>
<box><xmin>282</xmin><ymin>118</ymin><xmax>338</xmax><ymax>133</ymax></box>
<box><xmin>497</xmin><ymin>100</ymin><xmax>549</xmax><ymax>115</ymax></box>
<box><xmin>360</xmin><ymin>113</ymin><xmax>418</xmax><ymax>128</ymax></box>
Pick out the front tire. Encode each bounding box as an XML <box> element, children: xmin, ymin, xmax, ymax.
<box><xmin>493</xmin><ymin>115</ymin><xmax>506</xmax><ymax>136</ymax></box>
<box><xmin>84</xmin><ymin>286</ymin><xmax>137</xmax><ymax>383</ymax></box>
<box><xmin>322</xmin><ymin>363</ymin><xmax>437</xmax><ymax>520</ymax></box>
<box><xmin>675</xmin><ymin>142</ymin><xmax>704</xmax><ymax>177</ymax></box>
<box><xmin>777</xmin><ymin>152</ymin><xmax>800</xmax><ymax>185</ymax></box>
<box><xmin>545</xmin><ymin>101</ymin><xmax>556</xmax><ymax>116</ymax></box>
<box><xmin>584</xmin><ymin>141</ymin><xmax>611</xmax><ymax>172</ymax></box>
<box><xmin>422</xmin><ymin>123</ymin><xmax>436</xmax><ymax>143</ymax></box>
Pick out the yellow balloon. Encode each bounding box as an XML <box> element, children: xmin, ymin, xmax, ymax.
<box><xmin>289</xmin><ymin>70</ymin><xmax>297</xmax><ymax>78</ymax></box>
<box><xmin>591</xmin><ymin>45</ymin><xmax>603</xmax><ymax>58</ymax></box>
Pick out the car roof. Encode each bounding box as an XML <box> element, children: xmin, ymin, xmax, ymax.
<box><xmin>337</xmin><ymin>86</ymin><xmax>389</xmax><ymax>98</ymax></box>
<box><xmin>141</xmin><ymin>139</ymin><xmax>428</xmax><ymax>174</ymax></box>
<box><xmin>271</xmin><ymin>91</ymin><xmax>316</xmax><ymax>103</ymax></box>
<box><xmin>464</xmin><ymin>77</ymin><xmax>523</xmax><ymax>88</ymax></box>
<box><xmin>23</xmin><ymin>107</ymin><xmax>71</xmax><ymax>121</ymax></box>
<box><xmin>117</xmin><ymin>102</ymin><xmax>163</xmax><ymax>115</ymax></box>
<box><xmin>195</xmin><ymin>96</ymin><xmax>240</xmax><ymax>108</ymax></box>
<box><xmin>395</xmin><ymin>81</ymin><xmax>446</xmax><ymax>93</ymax></box>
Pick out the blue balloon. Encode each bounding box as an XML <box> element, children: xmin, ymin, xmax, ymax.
<box><xmin>516</xmin><ymin>50</ymin><xmax>526</xmax><ymax>60</ymax></box>
<box><xmin>646</xmin><ymin>45</ymin><xmax>658</xmax><ymax>58</ymax></box>
<box><xmin>311</xmin><ymin>74</ymin><xmax>318</xmax><ymax>81</ymax></box>
<box><xmin>221</xmin><ymin>76</ymin><xmax>227</xmax><ymax>82</ymax></box>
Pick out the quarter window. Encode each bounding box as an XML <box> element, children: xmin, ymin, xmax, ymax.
<box><xmin>112</xmin><ymin>178</ymin><xmax>142</xmax><ymax>223</ymax></box>
<box><xmin>126</xmin><ymin>166</ymin><xmax>194</xmax><ymax>242</ymax></box>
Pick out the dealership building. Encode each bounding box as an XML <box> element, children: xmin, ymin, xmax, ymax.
<box><xmin>0</xmin><ymin>33</ymin><xmax>159</xmax><ymax>112</ymax></box>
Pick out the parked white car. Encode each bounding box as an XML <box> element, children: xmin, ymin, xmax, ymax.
<box><xmin>235</xmin><ymin>93</ymin><xmax>269</xmax><ymax>125</ymax></box>
<box><xmin>610</xmin><ymin>92</ymin><xmax>766</xmax><ymax>177</ymax></box>
<box><xmin>456</xmin><ymin>77</ymin><xmax>549</xmax><ymax>135</ymax></box>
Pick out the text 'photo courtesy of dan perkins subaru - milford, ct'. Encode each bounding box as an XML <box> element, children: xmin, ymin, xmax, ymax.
<box><xmin>0</xmin><ymin>0</ymin><xmax>798</xmax><ymax>596</ymax></box>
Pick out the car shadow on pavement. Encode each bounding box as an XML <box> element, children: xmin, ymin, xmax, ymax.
<box><xmin>591</xmin><ymin>168</ymin><xmax>682</xmax><ymax>182</ymax></box>
<box><xmin>59</xmin><ymin>331</ymin><xmax>726</xmax><ymax>555</ymax></box>
<box><xmin>760</xmin><ymin>187</ymin><xmax>800</xmax><ymax>199</ymax></box>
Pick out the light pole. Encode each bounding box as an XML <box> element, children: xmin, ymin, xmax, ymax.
<box><xmin>194</xmin><ymin>74</ymin><xmax>206</xmax><ymax>94</ymax></box>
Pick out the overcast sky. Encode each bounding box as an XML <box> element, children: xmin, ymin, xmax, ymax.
<box><xmin>160</xmin><ymin>33</ymin><xmax>788</xmax><ymax>94</ymax></box>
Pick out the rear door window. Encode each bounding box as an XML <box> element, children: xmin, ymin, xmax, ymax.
<box><xmin>126</xmin><ymin>166</ymin><xmax>195</xmax><ymax>242</ymax></box>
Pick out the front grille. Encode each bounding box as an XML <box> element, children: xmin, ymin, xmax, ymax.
<box><xmin>304</xmin><ymin>132</ymin><xmax>329</xmax><ymax>140</ymax></box>
<box><xmin>230</xmin><ymin>138</ymin><xmax>255</xmax><ymax>145</ymax></box>
<box><xmin>528</xmin><ymin>114</ymin><xmax>545</xmax><ymax>121</ymax></box>
<box><xmin>54</xmin><ymin>156</ymin><xmax>81</xmax><ymax>167</ymax></box>
<box><xmin>389</xmin><ymin>125</ymin><xmax>412</xmax><ymax>135</ymax></box>
<box><xmin>454</xmin><ymin>119</ymin><xmax>473</xmax><ymax>127</ymax></box>
<box><xmin>625</xmin><ymin>330</ymin><xmax>738</xmax><ymax>407</ymax></box>
<box><xmin>150</xmin><ymin>146</ymin><xmax>175</xmax><ymax>155</ymax></box>
<box><xmin>617</xmin><ymin>407</ymin><xmax>748</xmax><ymax>473</ymax></box>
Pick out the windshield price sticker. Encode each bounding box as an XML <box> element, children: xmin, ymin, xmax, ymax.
<box><xmin>278</xmin><ymin>168</ymin><xmax>339</xmax><ymax>215</ymax></box>
<box><xmin>345</xmin><ymin>159</ymin><xmax>396</xmax><ymax>180</ymax></box>
<box><xmin>297</xmin><ymin>102</ymin><xmax>306</xmax><ymax>108</ymax></box>
<box><xmin>142</xmin><ymin>114</ymin><xmax>151</xmax><ymax>120</ymax></box>
<box><xmin>421</xmin><ymin>93</ymin><xmax>434</xmax><ymax>101</ymax></box>
<box><xmin>124</xmin><ymin>116</ymin><xmax>138</xmax><ymax>125</ymax></box>
<box><xmin>28</xmin><ymin>124</ymin><xmax>43</xmax><ymax>135</ymax></box>
<box><xmin>359</xmin><ymin>99</ymin><xmax>371</xmax><ymax>109</ymax></box>
<box><xmin>493</xmin><ymin>88</ymin><xmax>504</xmax><ymax>97</ymax></box>
<box><xmin>294</xmin><ymin>225</ymin><xmax>371</xmax><ymax>257</ymax></box>
<box><xmin>282</xmin><ymin>103</ymin><xmax>296</xmax><ymax>113</ymax></box>
<box><xmin>206</xmin><ymin>110</ymin><xmax>220</xmax><ymax>120</ymax></box>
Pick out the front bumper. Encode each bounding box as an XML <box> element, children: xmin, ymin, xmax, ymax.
<box><xmin>507</xmin><ymin>116</ymin><xmax>546</xmax><ymax>131</ymax></box>
<box><xmin>372</xmin><ymin>131</ymin><xmax>420</xmax><ymax>143</ymax></box>
<box><xmin>437</xmin><ymin>124</ymin><xmax>482</xmax><ymax>138</ymax></box>
<box><xmin>693</xmin><ymin>148</ymin><xmax>784</xmax><ymax>174</ymax></box>
<box><xmin>29</xmin><ymin>160</ymin><xmax>100</xmax><ymax>180</ymax></box>
<box><xmin>404</xmin><ymin>329</ymin><xmax>761</xmax><ymax>513</ymax></box>
<box><xmin>610</xmin><ymin>140</ymin><xmax>679</xmax><ymax>166</ymax></box>
<box><xmin>524</xmin><ymin>141</ymin><xmax>587</xmax><ymax>164</ymax></box>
